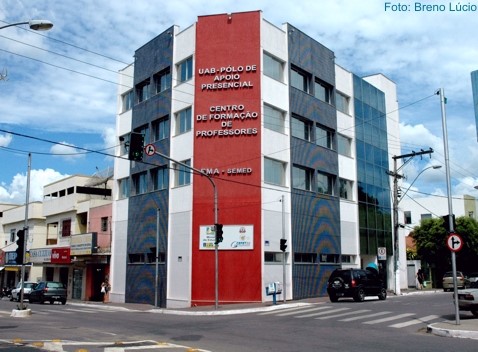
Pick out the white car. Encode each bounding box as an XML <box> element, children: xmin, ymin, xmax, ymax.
<box><xmin>10</xmin><ymin>282</ymin><xmax>36</xmax><ymax>302</ymax></box>
<box><xmin>456</xmin><ymin>282</ymin><xmax>478</xmax><ymax>317</ymax></box>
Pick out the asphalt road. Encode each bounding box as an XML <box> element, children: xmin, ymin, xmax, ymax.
<box><xmin>1</xmin><ymin>292</ymin><xmax>477</xmax><ymax>351</ymax></box>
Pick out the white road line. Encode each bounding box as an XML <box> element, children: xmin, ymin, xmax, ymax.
<box><xmin>388</xmin><ymin>315</ymin><xmax>440</xmax><ymax>328</ymax></box>
<box><xmin>364</xmin><ymin>313</ymin><xmax>415</xmax><ymax>325</ymax></box>
<box><xmin>258</xmin><ymin>305</ymin><xmax>320</xmax><ymax>316</ymax></box>
<box><xmin>295</xmin><ymin>307</ymin><xmax>350</xmax><ymax>318</ymax></box>
<box><xmin>339</xmin><ymin>311</ymin><xmax>392</xmax><ymax>322</ymax></box>
<box><xmin>315</xmin><ymin>309</ymin><xmax>371</xmax><ymax>320</ymax></box>
<box><xmin>65</xmin><ymin>308</ymin><xmax>98</xmax><ymax>313</ymax></box>
<box><xmin>277</xmin><ymin>306</ymin><xmax>333</xmax><ymax>317</ymax></box>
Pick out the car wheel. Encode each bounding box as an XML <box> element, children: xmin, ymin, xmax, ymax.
<box><xmin>329</xmin><ymin>295</ymin><xmax>339</xmax><ymax>303</ymax></box>
<box><xmin>50</xmin><ymin>300</ymin><xmax>55</xmax><ymax>305</ymax></box>
<box><xmin>471</xmin><ymin>310</ymin><xmax>478</xmax><ymax>318</ymax></box>
<box><xmin>378</xmin><ymin>288</ymin><xmax>387</xmax><ymax>300</ymax></box>
<box><xmin>353</xmin><ymin>288</ymin><xmax>365</xmax><ymax>302</ymax></box>
<box><xmin>61</xmin><ymin>299</ymin><xmax>66</xmax><ymax>305</ymax></box>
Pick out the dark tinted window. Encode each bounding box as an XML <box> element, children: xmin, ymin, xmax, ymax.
<box><xmin>330</xmin><ymin>270</ymin><xmax>351</xmax><ymax>282</ymax></box>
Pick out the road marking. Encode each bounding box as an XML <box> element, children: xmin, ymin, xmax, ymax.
<box><xmin>258</xmin><ymin>306</ymin><xmax>319</xmax><ymax>315</ymax></box>
<box><xmin>65</xmin><ymin>308</ymin><xmax>99</xmax><ymax>314</ymax></box>
<box><xmin>295</xmin><ymin>307</ymin><xmax>350</xmax><ymax>318</ymax></box>
<box><xmin>339</xmin><ymin>311</ymin><xmax>392</xmax><ymax>322</ymax></box>
<box><xmin>364</xmin><ymin>313</ymin><xmax>415</xmax><ymax>325</ymax></box>
<box><xmin>315</xmin><ymin>309</ymin><xmax>371</xmax><ymax>320</ymax></box>
<box><xmin>277</xmin><ymin>306</ymin><xmax>333</xmax><ymax>317</ymax></box>
<box><xmin>388</xmin><ymin>315</ymin><xmax>440</xmax><ymax>328</ymax></box>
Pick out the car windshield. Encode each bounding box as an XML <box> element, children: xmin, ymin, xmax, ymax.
<box><xmin>24</xmin><ymin>283</ymin><xmax>35</xmax><ymax>288</ymax></box>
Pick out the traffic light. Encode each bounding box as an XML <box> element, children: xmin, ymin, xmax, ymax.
<box><xmin>215</xmin><ymin>224</ymin><xmax>223</xmax><ymax>244</ymax></box>
<box><xmin>128</xmin><ymin>132</ymin><xmax>144</xmax><ymax>161</ymax></box>
<box><xmin>15</xmin><ymin>229</ymin><xmax>25</xmax><ymax>264</ymax></box>
<box><xmin>280</xmin><ymin>238</ymin><xmax>287</xmax><ymax>252</ymax></box>
<box><xmin>442</xmin><ymin>214</ymin><xmax>456</xmax><ymax>232</ymax></box>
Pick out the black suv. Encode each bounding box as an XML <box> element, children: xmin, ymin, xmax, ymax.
<box><xmin>327</xmin><ymin>268</ymin><xmax>387</xmax><ymax>302</ymax></box>
<box><xmin>28</xmin><ymin>281</ymin><xmax>67</xmax><ymax>305</ymax></box>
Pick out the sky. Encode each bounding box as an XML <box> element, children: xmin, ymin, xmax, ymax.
<box><xmin>1</xmin><ymin>0</ymin><xmax>478</xmax><ymax>206</ymax></box>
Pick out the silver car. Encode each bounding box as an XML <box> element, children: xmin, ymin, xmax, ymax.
<box><xmin>442</xmin><ymin>271</ymin><xmax>469</xmax><ymax>291</ymax></box>
<box><xmin>456</xmin><ymin>281</ymin><xmax>478</xmax><ymax>317</ymax></box>
<box><xmin>10</xmin><ymin>281</ymin><xmax>36</xmax><ymax>302</ymax></box>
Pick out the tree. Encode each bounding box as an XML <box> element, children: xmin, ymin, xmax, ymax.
<box><xmin>411</xmin><ymin>216</ymin><xmax>478</xmax><ymax>278</ymax></box>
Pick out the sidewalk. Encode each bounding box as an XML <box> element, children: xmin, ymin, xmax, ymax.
<box><xmin>70</xmin><ymin>292</ymin><xmax>478</xmax><ymax>340</ymax></box>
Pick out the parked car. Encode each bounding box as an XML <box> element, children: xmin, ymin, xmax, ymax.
<box><xmin>28</xmin><ymin>281</ymin><xmax>67</xmax><ymax>305</ymax></box>
<box><xmin>10</xmin><ymin>281</ymin><xmax>36</xmax><ymax>302</ymax></box>
<box><xmin>442</xmin><ymin>271</ymin><xmax>470</xmax><ymax>291</ymax></box>
<box><xmin>467</xmin><ymin>272</ymin><xmax>478</xmax><ymax>283</ymax></box>
<box><xmin>327</xmin><ymin>268</ymin><xmax>387</xmax><ymax>302</ymax></box>
<box><xmin>455</xmin><ymin>281</ymin><xmax>478</xmax><ymax>317</ymax></box>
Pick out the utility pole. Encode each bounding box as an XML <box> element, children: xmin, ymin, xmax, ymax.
<box><xmin>387</xmin><ymin>148</ymin><xmax>434</xmax><ymax>295</ymax></box>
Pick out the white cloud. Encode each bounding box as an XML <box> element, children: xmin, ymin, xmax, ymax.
<box><xmin>50</xmin><ymin>141</ymin><xmax>85</xmax><ymax>161</ymax></box>
<box><xmin>0</xmin><ymin>133</ymin><xmax>13</xmax><ymax>147</ymax></box>
<box><xmin>0</xmin><ymin>168</ymin><xmax>69</xmax><ymax>203</ymax></box>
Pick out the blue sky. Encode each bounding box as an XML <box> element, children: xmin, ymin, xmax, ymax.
<box><xmin>1</xmin><ymin>0</ymin><xmax>478</xmax><ymax>204</ymax></box>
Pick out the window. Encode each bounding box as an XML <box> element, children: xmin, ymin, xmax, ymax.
<box><xmin>120</xmin><ymin>134</ymin><xmax>130</xmax><ymax>155</ymax></box>
<box><xmin>134</xmin><ymin>125</ymin><xmax>149</xmax><ymax>144</ymax></box>
<box><xmin>176</xmin><ymin>107</ymin><xmax>192</xmax><ymax>134</ymax></box>
<box><xmin>336</xmin><ymin>91</ymin><xmax>350</xmax><ymax>114</ymax></box>
<box><xmin>404</xmin><ymin>211</ymin><xmax>412</xmax><ymax>224</ymax></box>
<box><xmin>264</xmin><ymin>252</ymin><xmax>284</xmax><ymax>263</ymax></box>
<box><xmin>152</xmin><ymin>116</ymin><xmax>169</xmax><ymax>141</ymax></box>
<box><xmin>122</xmin><ymin>90</ymin><xmax>134</xmax><ymax>112</ymax></box>
<box><xmin>154</xmin><ymin>68</ymin><xmax>171</xmax><ymax>93</ymax></box>
<box><xmin>339</xmin><ymin>178</ymin><xmax>353</xmax><ymax>200</ymax></box>
<box><xmin>129</xmin><ymin>253</ymin><xmax>145</xmax><ymax>264</ymax></box>
<box><xmin>132</xmin><ymin>172</ymin><xmax>147</xmax><ymax>195</ymax></box>
<box><xmin>101</xmin><ymin>217</ymin><xmax>108</xmax><ymax>232</ymax></box>
<box><xmin>152</xmin><ymin>166</ymin><xmax>169</xmax><ymax>191</ymax></box>
<box><xmin>293</xmin><ymin>166</ymin><xmax>313</xmax><ymax>191</ymax></box>
<box><xmin>177</xmin><ymin>57</ymin><xmax>193</xmax><ymax>83</ymax></box>
<box><xmin>294</xmin><ymin>253</ymin><xmax>317</xmax><ymax>263</ymax></box>
<box><xmin>421</xmin><ymin>213</ymin><xmax>432</xmax><ymax>220</ymax></box>
<box><xmin>10</xmin><ymin>229</ymin><xmax>15</xmax><ymax>243</ymax></box>
<box><xmin>319</xmin><ymin>253</ymin><xmax>340</xmax><ymax>263</ymax></box>
<box><xmin>337</xmin><ymin>134</ymin><xmax>352</xmax><ymax>157</ymax></box>
<box><xmin>290</xmin><ymin>66</ymin><xmax>310</xmax><ymax>93</ymax></box>
<box><xmin>61</xmin><ymin>219</ymin><xmax>71</xmax><ymax>237</ymax></box>
<box><xmin>291</xmin><ymin>115</ymin><xmax>312</xmax><ymax>141</ymax></box>
<box><xmin>317</xmin><ymin>171</ymin><xmax>334</xmax><ymax>195</ymax></box>
<box><xmin>264</xmin><ymin>157</ymin><xmax>286</xmax><ymax>186</ymax></box>
<box><xmin>136</xmin><ymin>79</ymin><xmax>151</xmax><ymax>103</ymax></box>
<box><xmin>316</xmin><ymin>125</ymin><xmax>334</xmax><ymax>149</ymax></box>
<box><xmin>264</xmin><ymin>104</ymin><xmax>285</xmax><ymax>133</ymax></box>
<box><xmin>175</xmin><ymin>159</ymin><xmax>191</xmax><ymax>186</ymax></box>
<box><xmin>263</xmin><ymin>52</ymin><xmax>283</xmax><ymax>81</ymax></box>
<box><xmin>147</xmin><ymin>251</ymin><xmax>166</xmax><ymax>263</ymax></box>
<box><xmin>314</xmin><ymin>79</ymin><xmax>332</xmax><ymax>104</ymax></box>
<box><xmin>118</xmin><ymin>178</ymin><xmax>129</xmax><ymax>199</ymax></box>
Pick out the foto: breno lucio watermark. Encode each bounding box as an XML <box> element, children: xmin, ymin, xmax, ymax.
<box><xmin>385</xmin><ymin>1</ymin><xmax>478</xmax><ymax>12</ymax></box>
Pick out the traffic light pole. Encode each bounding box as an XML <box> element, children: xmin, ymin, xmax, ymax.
<box><xmin>152</xmin><ymin>150</ymin><xmax>219</xmax><ymax>309</ymax></box>
<box><xmin>19</xmin><ymin>153</ymin><xmax>31</xmax><ymax>310</ymax></box>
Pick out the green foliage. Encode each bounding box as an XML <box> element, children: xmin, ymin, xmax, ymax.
<box><xmin>411</xmin><ymin>216</ymin><xmax>478</xmax><ymax>275</ymax></box>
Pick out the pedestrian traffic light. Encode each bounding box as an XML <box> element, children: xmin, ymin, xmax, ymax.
<box><xmin>215</xmin><ymin>224</ymin><xmax>223</xmax><ymax>244</ymax></box>
<box><xmin>128</xmin><ymin>132</ymin><xmax>144</xmax><ymax>161</ymax></box>
<box><xmin>280</xmin><ymin>238</ymin><xmax>287</xmax><ymax>252</ymax></box>
<box><xmin>15</xmin><ymin>229</ymin><xmax>25</xmax><ymax>264</ymax></box>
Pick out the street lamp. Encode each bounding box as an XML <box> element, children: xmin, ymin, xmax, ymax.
<box><xmin>0</xmin><ymin>20</ymin><xmax>53</xmax><ymax>31</ymax></box>
<box><xmin>398</xmin><ymin>165</ymin><xmax>442</xmax><ymax>204</ymax></box>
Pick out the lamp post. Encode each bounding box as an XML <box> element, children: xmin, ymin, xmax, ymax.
<box><xmin>399</xmin><ymin>165</ymin><xmax>442</xmax><ymax>202</ymax></box>
<box><xmin>0</xmin><ymin>20</ymin><xmax>53</xmax><ymax>31</ymax></box>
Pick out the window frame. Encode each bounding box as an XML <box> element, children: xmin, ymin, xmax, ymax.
<box><xmin>292</xmin><ymin>165</ymin><xmax>314</xmax><ymax>191</ymax></box>
<box><xmin>175</xmin><ymin>107</ymin><xmax>192</xmax><ymax>135</ymax></box>
<box><xmin>135</xmin><ymin>78</ymin><xmax>151</xmax><ymax>104</ymax></box>
<box><xmin>291</xmin><ymin>115</ymin><xmax>312</xmax><ymax>141</ymax></box>
<box><xmin>177</xmin><ymin>56</ymin><xmax>193</xmax><ymax>83</ymax></box>
<box><xmin>336</xmin><ymin>91</ymin><xmax>350</xmax><ymax>114</ymax></box>
<box><xmin>314</xmin><ymin>79</ymin><xmax>333</xmax><ymax>104</ymax></box>
<box><xmin>121</xmin><ymin>90</ymin><xmax>134</xmax><ymax>112</ymax></box>
<box><xmin>339</xmin><ymin>178</ymin><xmax>353</xmax><ymax>200</ymax></box>
<box><xmin>263</xmin><ymin>52</ymin><xmax>284</xmax><ymax>82</ymax></box>
<box><xmin>152</xmin><ymin>166</ymin><xmax>169</xmax><ymax>191</ymax></box>
<box><xmin>132</xmin><ymin>171</ymin><xmax>148</xmax><ymax>195</ymax></box>
<box><xmin>264</xmin><ymin>157</ymin><xmax>286</xmax><ymax>186</ymax></box>
<box><xmin>337</xmin><ymin>134</ymin><xmax>352</xmax><ymax>157</ymax></box>
<box><xmin>315</xmin><ymin>124</ymin><xmax>335</xmax><ymax>150</ymax></box>
<box><xmin>290</xmin><ymin>66</ymin><xmax>310</xmax><ymax>93</ymax></box>
<box><xmin>317</xmin><ymin>171</ymin><xmax>335</xmax><ymax>196</ymax></box>
<box><xmin>152</xmin><ymin>116</ymin><xmax>169</xmax><ymax>142</ymax></box>
<box><xmin>175</xmin><ymin>159</ymin><xmax>191</xmax><ymax>187</ymax></box>
<box><xmin>264</xmin><ymin>104</ymin><xmax>286</xmax><ymax>133</ymax></box>
<box><xmin>154</xmin><ymin>67</ymin><xmax>172</xmax><ymax>93</ymax></box>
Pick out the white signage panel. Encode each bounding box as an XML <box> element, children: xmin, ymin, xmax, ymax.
<box><xmin>199</xmin><ymin>225</ymin><xmax>254</xmax><ymax>250</ymax></box>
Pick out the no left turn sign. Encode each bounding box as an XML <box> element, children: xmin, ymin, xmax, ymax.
<box><xmin>144</xmin><ymin>144</ymin><xmax>156</xmax><ymax>156</ymax></box>
<box><xmin>447</xmin><ymin>233</ymin><xmax>464</xmax><ymax>252</ymax></box>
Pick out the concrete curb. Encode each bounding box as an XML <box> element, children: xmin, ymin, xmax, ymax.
<box><xmin>11</xmin><ymin>308</ymin><xmax>32</xmax><ymax>317</ymax></box>
<box><xmin>427</xmin><ymin>323</ymin><xmax>478</xmax><ymax>340</ymax></box>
